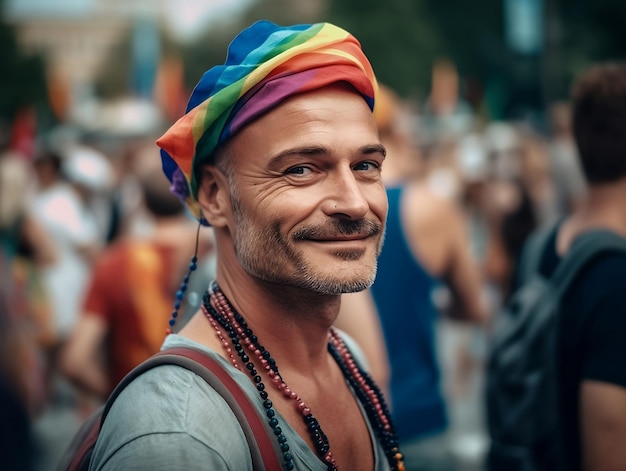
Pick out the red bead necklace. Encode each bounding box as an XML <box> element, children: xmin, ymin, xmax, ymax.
<box><xmin>203</xmin><ymin>283</ymin><xmax>404</xmax><ymax>471</ymax></box>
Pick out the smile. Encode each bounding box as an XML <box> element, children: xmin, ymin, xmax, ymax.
<box><xmin>303</xmin><ymin>236</ymin><xmax>376</xmax><ymax>252</ymax></box>
<box><xmin>292</xmin><ymin>219</ymin><xmax>383</xmax><ymax>244</ymax></box>
<box><xmin>313</xmin><ymin>234</ymin><xmax>371</xmax><ymax>242</ymax></box>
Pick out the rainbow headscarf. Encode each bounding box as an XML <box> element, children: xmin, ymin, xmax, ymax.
<box><xmin>156</xmin><ymin>20</ymin><xmax>377</xmax><ymax>222</ymax></box>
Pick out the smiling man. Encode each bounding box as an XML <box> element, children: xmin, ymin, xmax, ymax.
<box><xmin>87</xmin><ymin>21</ymin><xmax>404</xmax><ymax>471</ymax></box>
<box><xmin>209</xmin><ymin>85</ymin><xmax>387</xmax><ymax>296</ymax></box>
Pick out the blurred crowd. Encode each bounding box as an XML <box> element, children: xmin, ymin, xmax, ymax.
<box><xmin>0</xmin><ymin>58</ymin><xmax>586</xmax><ymax>471</ymax></box>
<box><xmin>0</xmin><ymin>122</ymin><xmax>217</xmax><ymax>470</ymax></box>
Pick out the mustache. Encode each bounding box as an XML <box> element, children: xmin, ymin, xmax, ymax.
<box><xmin>293</xmin><ymin>219</ymin><xmax>383</xmax><ymax>240</ymax></box>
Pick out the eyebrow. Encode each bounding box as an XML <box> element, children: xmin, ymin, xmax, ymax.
<box><xmin>268</xmin><ymin>144</ymin><xmax>386</xmax><ymax>169</ymax></box>
<box><xmin>362</xmin><ymin>143</ymin><xmax>387</xmax><ymax>158</ymax></box>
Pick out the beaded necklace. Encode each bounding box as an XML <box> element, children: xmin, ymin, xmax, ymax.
<box><xmin>202</xmin><ymin>282</ymin><xmax>405</xmax><ymax>471</ymax></box>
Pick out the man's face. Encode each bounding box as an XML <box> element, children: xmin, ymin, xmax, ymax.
<box><xmin>219</xmin><ymin>85</ymin><xmax>387</xmax><ymax>295</ymax></box>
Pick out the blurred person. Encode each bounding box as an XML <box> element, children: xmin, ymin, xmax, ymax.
<box><xmin>421</xmin><ymin>59</ymin><xmax>476</xmax><ymax>146</ymax></box>
<box><xmin>0</xmin><ymin>151</ymin><xmax>56</xmax><ymax>415</ymax></box>
<box><xmin>0</xmin><ymin>151</ymin><xmax>56</xmax><ymax>266</ymax></box>
<box><xmin>478</xmin><ymin>123</ymin><xmax>539</xmax><ymax>301</ymax></box>
<box><xmin>0</xmin><ymin>151</ymin><xmax>57</xmax><ymax>346</ymax></box>
<box><xmin>60</xmin><ymin>165</ymin><xmax>214</xmax><ymax>400</ymax></box>
<box><xmin>0</xmin><ymin>149</ymin><xmax>58</xmax><ymax>471</ymax></box>
<box><xmin>0</xmin><ymin>267</ymin><xmax>37</xmax><ymax>471</ymax></box>
<box><xmin>366</xmin><ymin>84</ymin><xmax>487</xmax><ymax>471</ymax></box>
<box><xmin>546</xmin><ymin>101</ymin><xmax>587</xmax><ymax>216</ymax></box>
<box><xmin>87</xmin><ymin>21</ymin><xmax>405</xmax><ymax>471</ymax></box>
<box><xmin>454</xmin><ymin>132</ymin><xmax>517</xmax><ymax>308</ymax></box>
<box><xmin>422</xmin><ymin>137</ymin><xmax>470</xmax><ymax>207</ymax></box>
<box><xmin>495</xmin><ymin>62</ymin><xmax>626</xmax><ymax>471</ymax></box>
<box><xmin>516</xmin><ymin>127</ymin><xmax>561</xmax><ymax>226</ymax></box>
<box><xmin>483</xmin><ymin>179</ymin><xmax>537</xmax><ymax>301</ymax></box>
<box><xmin>29</xmin><ymin>149</ymin><xmax>103</xmax><ymax>390</ymax></box>
<box><xmin>455</xmin><ymin>133</ymin><xmax>492</xmax><ymax>261</ymax></box>
<box><xmin>62</xmin><ymin>143</ymin><xmax>116</xmax><ymax>242</ymax></box>
<box><xmin>108</xmin><ymin>140</ymin><xmax>164</xmax><ymax>238</ymax></box>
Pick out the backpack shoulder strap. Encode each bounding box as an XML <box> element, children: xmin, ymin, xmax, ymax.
<box><xmin>101</xmin><ymin>346</ymin><xmax>281</xmax><ymax>471</ymax></box>
<box><xmin>550</xmin><ymin>229</ymin><xmax>626</xmax><ymax>296</ymax></box>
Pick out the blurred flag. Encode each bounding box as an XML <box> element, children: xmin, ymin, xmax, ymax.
<box><xmin>46</xmin><ymin>70</ymin><xmax>71</xmax><ymax>122</ymax></box>
<box><xmin>132</xmin><ymin>17</ymin><xmax>160</xmax><ymax>98</ymax></box>
<box><xmin>505</xmin><ymin>0</ymin><xmax>544</xmax><ymax>55</ymax></box>
<box><xmin>9</xmin><ymin>107</ymin><xmax>37</xmax><ymax>160</ymax></box>
<box><xmin>154</xmin><ymin>55</ymin><xmax>187</xmax><ymax>122</ymax></box>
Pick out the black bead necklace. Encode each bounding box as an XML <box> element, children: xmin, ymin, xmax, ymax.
<box><xmin>327</xmin><ymin>329</ymin><xmax>404</xmax><ymax>469</ymax></box>
<box><xmin>202</xmin><ymin>282</ymin><xmax>405</xmax><ymax>471</ymax></box>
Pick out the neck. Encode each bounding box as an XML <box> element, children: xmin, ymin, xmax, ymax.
<box><xmin>215</xmin><ymin>269</ymin><xmax>341</xmax><ymax>370</ymax></box>
<box><xmin>573</xmin><ymin>180</ymin><xmax>626</xmax><ymax>233</ymax></box>
<box><xmin>558</xmin><ymin>179</ymin><xmax>626</xmax><ymax>252</ymax></box>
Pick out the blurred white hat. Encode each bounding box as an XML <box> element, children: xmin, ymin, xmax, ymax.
<box><xmin>484</xmin><ymin>122</ymin><xmax>520</xmax><ymax>153</ymax></box>
<box><xmin>63</xmin><ymin>145</ymin><xmax>114</xmax><ymax>192</ymax></box>
<box><xmin>456</xmin><ymin>133</ymin><xmax>489</xmax><ymax>183</ymax></box>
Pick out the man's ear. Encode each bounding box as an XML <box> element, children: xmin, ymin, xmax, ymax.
<box><xmin>197</xmin><ymin>166</ymin><xmax>231</xmax><ymax>228</ymax></box>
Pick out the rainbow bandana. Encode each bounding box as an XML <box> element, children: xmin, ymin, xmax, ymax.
<box><xmin>156</xmin><ymin>20</ymin><xmax>377</xmax><ymax>222</ymax></box>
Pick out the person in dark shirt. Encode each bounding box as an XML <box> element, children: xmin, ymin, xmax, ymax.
<box><xmin>531</xmin><ymin>62</ymin><xmax>626</xmax><ymax>471</ymax></box>
<box><xmin>0</xmin><ymin>264</ymin><xmax>35</xmax><ymax>471</ymax></box>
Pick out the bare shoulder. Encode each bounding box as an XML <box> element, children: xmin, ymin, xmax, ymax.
<box><xmin>402</xmin><ymin>181</ymin><xmax>464</xmax><ymax>231</ymax></box>
<box><xmin>401</xmin><ymin>181</ymin><xmax>466</xmax><ymax>275</ymax></box>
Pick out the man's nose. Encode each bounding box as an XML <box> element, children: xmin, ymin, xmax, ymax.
<box><xmin>322</xmin><ymin>168</ymin><xmax>369</xmax><ymax>220</ymax></box>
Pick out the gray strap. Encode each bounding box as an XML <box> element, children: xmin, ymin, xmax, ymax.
<box><xmin>102</xmin><ymin>347</ymin><xmax>280</xmax><ymax>471</ymax></box>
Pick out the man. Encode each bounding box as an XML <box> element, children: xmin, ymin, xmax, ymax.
<box><xmin>60</xmin><ymin>163</ymin><xmax>213</xmax><ymax>400</ymax></box>
<box><xmin>513</xmin><ymin>63</ymin><xmax>626</xmax><ymax>470</ymax></box>
<box><xmin>88</xmin><ymin>21</ymin><xmax>404</xmax><ymax>471</ymax></box>
<box><xmin>366</xmin><ymin>84</ymin><xmax>487</xmax><ymax>470</ymax></box>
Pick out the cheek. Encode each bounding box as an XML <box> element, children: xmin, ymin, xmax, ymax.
<box><xmin>369</xmin><ymin>185</ymin><xmax>388</xmax><ymax>222</ymax></box>
<box><xmin>266</xmin><ymin>189</ymin><xmax>317</xmax><ymax>219</ymax></box>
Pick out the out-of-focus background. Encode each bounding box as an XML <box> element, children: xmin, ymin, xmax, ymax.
<box><xmin>1</xmin><ymin>0</ymin><xmax>625</xmax><ymax>470</ymax></box>
<box><xmin>6</xmin><ymin>0</ymin><xmax>625</xmax><ymax>133</ymax></box>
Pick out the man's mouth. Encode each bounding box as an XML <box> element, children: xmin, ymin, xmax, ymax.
<box><xmin>293</xmin><ymin>220</ymin><xmax>382</xmax><ymax>242</ymax></box>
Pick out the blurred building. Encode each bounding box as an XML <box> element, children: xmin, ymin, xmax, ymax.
<box><xmin>6</xmin><ymin>0</ymin><xmax>163</xmax><ymax>98</ymax></box>
<box><xmin>4</xmin><ymin>0</ymin><xmax>247</xmax><ymax>128</ymax></box>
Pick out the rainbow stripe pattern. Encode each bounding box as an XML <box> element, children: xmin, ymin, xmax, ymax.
<box><xmin>156</xmin><ymin>20</ymin><xmax>377</xmax><ymax>222</ymax></box>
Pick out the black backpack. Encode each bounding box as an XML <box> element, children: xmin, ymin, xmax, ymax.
<box><xmin>485</xmin><ymin>225</ymin><xmax>626</xmax><ymax>471</ymax></box>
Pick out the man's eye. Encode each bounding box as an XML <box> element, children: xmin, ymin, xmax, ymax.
<box><xmin>285</xmin><ymin>166</ymin><xmax>311</xmax><ymax>175</ymax></box>
<box><xmin>354</xmin><ymin>161</ymin><xmax>379</xmax><ymax>171</ymax></box>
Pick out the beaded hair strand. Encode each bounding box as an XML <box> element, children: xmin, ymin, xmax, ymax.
<box><xmin>166</xmin><ymin>221</ymin><xmax>201</xmax><ymax>335</ymax></box>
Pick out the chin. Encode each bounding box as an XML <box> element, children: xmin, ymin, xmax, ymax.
<box><xmin>300</xmin><ymin>270</ymin><xmax>376</xmax><ymax>295</ymax></box>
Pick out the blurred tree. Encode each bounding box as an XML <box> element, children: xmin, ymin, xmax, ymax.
<box><xmin>95</xmin><ymin>24</ymin><xmax>186</xmax><ymax>103</ymax></box>
<box><xmin>94</xmin><ymin>28</ymin><xmax>133</xmax><ymax>99</ymax></box>
<box><xmin>158</xmin><ymin>0</ymin><xmax>626</xmax><ymax>122</ymax></box>
<box><xmin>241</xmin><ymin>0</ymin><xmax>327</xmax><ymax>26</ymax></box>
<box><xmin>424</xmin><ymin>0</ymin><xmax>511</xmax><ymax>115</ymax></box>
<box><xmin>179</xmin><ymin>0</ymin><xmax>440</xmax><ymax>104</ymax></box>
<box><xmin>0</xmin><ymin>0</ymin><xmax>47</xmax><ymax>130</ymax></box>
<box><xmin>180</xmin><ymin>22</ymin><xmax>240</xmax><ymax>93</ymax></box>
<box><xmin>325</xmin><ymin>0</ymin><xmax>527</xmax><ymax>119</ymax></box>
<box><xmin>326</xmin><ymin>0</ymin><xmax>443</xmax><ymax>101</ymax></box>
<box><xmin>181</xmin><ymin>0</ymin><xmax>329</xmax><ymax>91</ymax></box>
<box><xmin>326</xmin><ymin>0</ymin><xmax>626</xmax><ymax>120</ymax></box>
<box><xmin>559</xmin><ymin>0</ymin><xmax>626</xmax><ymax>92</ymax></box>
